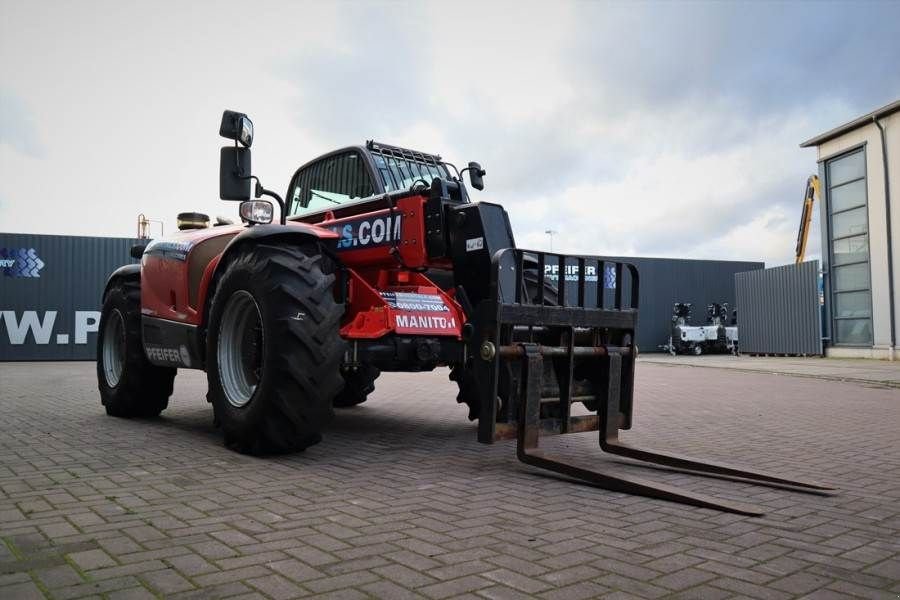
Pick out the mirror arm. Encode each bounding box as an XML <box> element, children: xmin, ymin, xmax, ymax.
<box><xmin>253</xmin><ymin>179</ymin><xmax>286</xmax><ymax>224</ymax></box>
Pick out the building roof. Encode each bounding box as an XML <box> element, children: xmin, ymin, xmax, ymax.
<box><xmin>800</xmin><ymin>98</ymin><xmax>900</xmax><ymax>148</ymax></box>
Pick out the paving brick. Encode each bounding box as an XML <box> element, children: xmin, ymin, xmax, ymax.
<box><xmin>281</xmin><ymin>544</ymin><xmax>338</xmax><ymax>566</ymax></box>
<box><xmin>537</xmin><ymin>581</ymin><xmax>608</xmax><ymax>600</ymax></box>
<box><xmin>245</xmin><ymin>573</ymin><xmax>306</xmax><ymax>600</ymax></box>
<box><xmin>653</xmin><ymin>566</ymin><xmax>717</xmax><ymax>591</ymax></box>
<box><xmin>537</xmin><ymin>564</ymin><xmax>600</xmax><ymax>586</ymax></box>
<box><xmin>268</xmin><ymin>557</ymin><xmax>327</xmax><ymax>582</ymax></box>
<box><xmin>307</xmin><ymin>589</ymin><xmax>369</xmax><ymax>600</ymax></box>
<box><xmin>141</xmin><ymin>568</ymin><xmax>196</xmax><ymax>594</ymax></box>
<box><xmin>664</xmin><ymin>585</ymin><xmax>733</xmax><ymax>600</ymax></box>
<box><xmin>88</xmin><ymin>559</ymin><xmax>167</xmax><ymax>581</ymax></box>
<box><xmin>54</xmin><ymin>576</ymin><xmax>144</xmax><ymax>600</ymax></box>
<box><xmin>0</xmin><ymin>580</ymin><xmax>45</xmax><ymax>600</ymax></box>
<box><xmin>168</xmin><ymin>581</ymin><xmax>252</xmax><ymax>599</ymax></box>
<box><xmin>374</xmin><ymin>562</ymin><xmax>438</xmax><ymax>587</ymax></box>
<box><xmin>107</xmin><ymin>587</ymin><xmax>159</xmax><ymax>600</ymax></box>
<box><xmin>362</xmin><ymin>579</ymin><xmax>427</xmax><ymax>599</ymax></box>
<box><xmin>33</xmin><ymin>564</ymin><xmax>84</xmax><ymax>588</ymax></box>
<box><xmin>482</xmin><ymin>568</ymin><xmax>552</xmax><ymax>594</ymax></box>
<box><xmin>1</xmin><ymin>363</ymin><xmax>898</xmax><ymax>600</ymax></box>
<box><xmin>194</xmin><ymin>565</ymin><xmax>270</xmax><ymax>587</ymax></box>
<box><xmin>863</xmin><ymin>557</ymin><xmax>900</xmax><ymax>579</ymax></box>
<box><xmin>768</xmin><ymin>571</ymin><xmax>833</xmax><ymax>595</ymax></box>
<box><xmin>190</xmin><ymin>540</ymin><xmax>240</xmax><ymax>560</ymax></box>
<box><xmin>305</xmin><ymin>570</ymin><xmax>381</xmax><ymax>593</ymax></box>
<box><xmin>68</xmin><ymin>548</ymin><xmax>117</xmax><ymax>570</ymax></box>
<box><xmin>475</xmin><ymin>584</ymin><xmax>536</xmax><ymax>600</ymax></box>
<box><xmin>595</xmin><ymin>573</ymin><xmax>668</xmax><ymax>598</ymax></box>
<box><xmin>166</xmin><ymin>552</ymin><xmax>219</xmax><ymax>576</ymax></box>
<box><xmin>419</xmin><ymin>575</ymin><xmax>493</xmax><ymax>599</ymax></box>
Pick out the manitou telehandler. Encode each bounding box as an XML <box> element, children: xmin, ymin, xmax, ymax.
<box><xmin>97</xmin><ymin>110</ymin><xmax>831</xmax><ymax>515</ymax></box>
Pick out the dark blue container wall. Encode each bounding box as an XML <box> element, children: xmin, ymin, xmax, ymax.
<box><xmin>607</xmin><ymin>256</ymin><xmax>764</xmax><ymax>351</ymax></box>
<box><xmin>1</xmin><ymin>233</ymin><xmax>763</xmax><ymax>360</ymax></box>
<box><xmin>0</xmin><ymin>233</ymin><xmax>138</xmax><ymax>360</ymax></box>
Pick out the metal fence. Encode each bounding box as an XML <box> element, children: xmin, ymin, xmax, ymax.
<box><xmin>735</xmin><ymin>261</ymin><xmax>822</xmax><ymax>355</ymax></box>
<box><xmin>1</xmin><ymin>233</ymin><xmax>138</xmax><ymax>360</ymax></box>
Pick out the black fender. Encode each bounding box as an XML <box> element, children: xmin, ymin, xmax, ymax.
<box><xmin>201</xmin><ymin>222</ymin><xmax>341</xmax><ymax>328</ymax></box>
<box><xmin>102</xmin><ymin>264</ymin><xmax>141</xmax><ymax>301</ymax></box>
<box><xmin>218</xmin><ymin>222</ymin><xmax>339</xmax><ymax>268</ymax></box>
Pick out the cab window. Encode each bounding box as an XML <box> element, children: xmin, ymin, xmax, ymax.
<box><xmin>290</xmin><ymin>151</ymin><xmax>375</xmax><ymax>215</ymax></box>
<box><xmin>373</xmin><ymin>154</ymin><xmax>448</xmax><ymax>192</ymax></box>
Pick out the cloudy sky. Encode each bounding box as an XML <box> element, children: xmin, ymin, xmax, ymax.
<box><xmin>1</xmin><ymin>0</ymin><xmax>899</xmax><ymax>266</ymax></box>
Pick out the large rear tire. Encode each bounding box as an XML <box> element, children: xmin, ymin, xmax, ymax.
<box><xmin>97</xmin><ymin>279</ymin><xmax>176</xmax><ymax>417</ymax></box>
<box><xmin>333</xmin><ymin>364</ymin><xmax>380</xmax><ymax>408</ymax></box>
<box><xmin>206</xmin><ymin>243</ymin><xmax>345</xmax><ymax>455</ymax></box>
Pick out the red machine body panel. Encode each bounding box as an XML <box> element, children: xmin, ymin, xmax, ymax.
<box><xmin>139</xmin><ymin>194</ymin><xmax>462</xmax><ymax>338</ymax></box>
<box><xmin>341</xmin><ymin>269</ymin><xmax>464</xmax><ymax>339</ymax></box>
<box><xmin>140</xmin><ymin>221</ymin><xmax>337</xmax><ymax>326</ymax></box>
<box><xmin>301</xmin><ymin>195</ymin><xmax>439</xmax><ymax>269</ymax></box>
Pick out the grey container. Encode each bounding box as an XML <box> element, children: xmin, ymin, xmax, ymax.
<box><xmin>735</xmin><ymin>260</ymin><xmax>822</xmax><ymax>355</ymax></box>
<box><xmin>1</xmin><ymin>232</ymin><xmax>762</xmax><ymax>360</ymax></box>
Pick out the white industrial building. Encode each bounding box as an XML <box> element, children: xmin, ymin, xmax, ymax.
<box><xmin>801</xmin><ymin>99</ymin><xmax>899</xmax><ymax>359</ymax></box>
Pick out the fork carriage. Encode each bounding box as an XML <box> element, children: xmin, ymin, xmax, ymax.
<box><xmin>473</xmin><ymin>249</ymin><xmax>833</xmax><ymax>516</ymax></box>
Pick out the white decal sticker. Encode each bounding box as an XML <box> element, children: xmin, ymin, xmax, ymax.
<box><xmin>465</xmin><ymin>237</ymin><xmax>484</xmax><ymax>252</ymax></box>
<box><xmin>145</xmin><ymin>344</ymin><xmax>188</xmax><ymax>365</ymax></box>
<box><xmin>381</xmin><ymin>292</ymin><xmax>450</xmax><ymax>312</ymax></box>
<box><xmin>1</xmin><ymin>310</ymin><xmax>102</xmax><ymax>345</ymax></box>
<box><xmin>395</xmin><ymin>315</ymin><xmax>457</xmax><ymax>329</ymax></box>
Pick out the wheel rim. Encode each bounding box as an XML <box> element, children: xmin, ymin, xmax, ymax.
<box><xmin>218</xmin><ymin>290</ymin><xmax>264</xmax><ymax>408</ymax></box>
<box><xmin>102</xmin><ymin>309</ymin><xmax>126</xmax><ymax>388</ymax></box>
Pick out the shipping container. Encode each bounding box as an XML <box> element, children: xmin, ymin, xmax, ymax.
<box><xmin>1</xmin><ymin>232</ymin><xmax>762</xmax><ymax>360</ymax></box>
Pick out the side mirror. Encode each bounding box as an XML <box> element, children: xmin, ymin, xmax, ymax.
<box><xmin>130</xmin><ymin>243</ymin><xmax>147</xmax><ymax>259</ymax></box>
<box><xmin>220</xmin><ymin>146</ymin><xmax>251</xmax><ymax>200</ymax></box>
<box><xmin>219</xmin><ymin>110</ymin><xmax>253</xmax><ymax>147</ymax></box>
<box><xmin>467</xmin><ymin>161</ymin><xmax>486</xmax><ymax>191</ymax></box>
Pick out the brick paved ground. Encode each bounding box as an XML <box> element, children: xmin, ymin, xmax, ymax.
<box><xmin>0</xmin><ymin>361</ymin><xmax>898</xmax><ymax>599</ymax></box>
<box><xmin>640</xmin><ymin>355</ymin><xmax>900</xmax><ymax>388</ymax></box>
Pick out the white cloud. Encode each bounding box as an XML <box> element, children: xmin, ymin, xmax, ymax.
<box><xmin>0</xmin><ymin>0</ymin><xmax>896</xmax><ymax>271</ymax></box>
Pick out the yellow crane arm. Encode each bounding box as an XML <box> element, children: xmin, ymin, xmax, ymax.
<box><xmin>795</xmin><ymin>175</ymin><xmax>821</xmax><ymax>264</ymax></box>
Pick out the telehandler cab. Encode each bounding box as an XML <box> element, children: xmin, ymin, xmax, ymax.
<box><xmin>97</xmin><ymin>110</ymin><xmax>832</xmax><ymax>515</ymax></box>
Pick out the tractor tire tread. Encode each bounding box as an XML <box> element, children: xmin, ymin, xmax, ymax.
<box><xmin>207</xmin><ymin>243</ymin><xmax>344</xmax><ymax>455</ymax></box>
<box><xmin>97</xmin><ymin>280</ymin><xmax>176</xmax><ymax>418</ymax></box>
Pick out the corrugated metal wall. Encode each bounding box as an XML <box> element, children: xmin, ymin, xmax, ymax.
<box><xmin>735</xmin><ymin>261</ymin><xmax>822</xmax><ymax>355</ymax></box>
<box><xmin>1</xmin><ymin>233</ymin><xmax>138</xmax><ymax>360</ymax></box>
<box><xmin>608</xmin><ymin>256</ymin><xmax>763</xmax><ymax>351</ymax></box>
<box><xmin>1</xmin><ymin>232</ymin><xmax>762</xmax><ymax>360</ymax></box>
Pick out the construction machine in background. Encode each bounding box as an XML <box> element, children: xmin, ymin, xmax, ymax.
<box><xmin>662</xmin><ymin>302</ymin><xmax>738</xmax><ymax>355</ymax></box>
<box><xmin>795</xmin><ymin>175</ymin><xmax>821</xmax><ymax>264</ymax></box>
<box><xmin>96</xmin><ymin>110</ymin><xmax>833</xmax><ymax>516</ymax></box>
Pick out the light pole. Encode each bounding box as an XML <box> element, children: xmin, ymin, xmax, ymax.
<box><xmin>544</xmin><ymin>229</ymin><xmax>558</xmax><ymax>252</ymax></box>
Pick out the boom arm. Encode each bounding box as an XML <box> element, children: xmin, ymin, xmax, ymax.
<box><xmin>795</xmin><ymin>175</ymin><xmax>821</xmax><ymax>264</ymax></box>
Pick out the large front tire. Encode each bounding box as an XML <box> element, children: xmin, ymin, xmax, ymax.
<box><xmin>97</xmin><ymin>279</ymin><xmax>176</xmax><ymax>417</ymax></box>
<box><xmin>206</xmin><ymin>243</ymin><xmax>345</xmax><ymax>455</ymax></box>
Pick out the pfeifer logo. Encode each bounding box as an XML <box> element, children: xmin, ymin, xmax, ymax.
<box><xmin>0</xmin><ymin>248</ymin><xmax>45</xmax><ymax>278</ymax></box>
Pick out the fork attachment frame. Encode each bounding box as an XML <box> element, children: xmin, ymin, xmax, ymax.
<box><xmin>471</xmin><ymin>249</ymin><xmax>834</xmax><ymax>516</ymax></box>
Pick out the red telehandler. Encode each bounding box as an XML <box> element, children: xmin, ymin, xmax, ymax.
<box><xmin>97</xmin><ymin>110</ymin><xmax>832</xmax><ymax>515</ymax></box>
